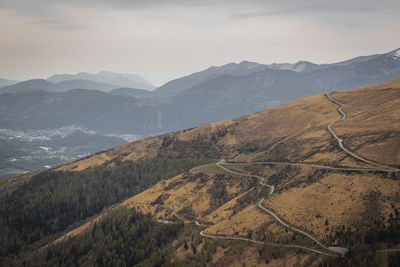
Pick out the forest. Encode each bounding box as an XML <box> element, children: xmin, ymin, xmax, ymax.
<box><xmin>0</xmin><ymin>154</ymin><xmax>210</xmax><ymax>264</ymax></box>
<box><xmin>25</xmin><ymin>207</ymin><xmax>184</xmax><ymax>266</ymax></box>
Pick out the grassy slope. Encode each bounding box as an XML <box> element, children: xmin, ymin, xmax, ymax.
<box><xmin>10</xmin><ymin>77</ymin><xmax>400</xmax><ymax>266</ymax></box>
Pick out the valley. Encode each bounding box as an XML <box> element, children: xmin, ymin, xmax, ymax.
<box><xmin>0</xmin><ymin>126</ymin><xmax>136</xmax><ymax>179</ymax></box>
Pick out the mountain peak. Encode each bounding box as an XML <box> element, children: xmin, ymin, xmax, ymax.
<box><xmin>238</xmin><ymin>60</ymin><xmax>258</xmax><ymax>65</ymax></box>
<box><xmin>389</xmin><ymin>48</ymin><xmax>400</xmax><ymax>59</ymax></box>
<box><xmin>291</xmin><ymin>60</ymin><xmax>318</xmax><ymax>72</ymax></box>
<box><xmin>295</xmin><ymin>60</ymin><xmax>314</xmax><ymax>65</ymax></box>
<box><xmin>214</xmin><ymin>60</ymin><xmax>262</xmax><ymax>73</ymax></box>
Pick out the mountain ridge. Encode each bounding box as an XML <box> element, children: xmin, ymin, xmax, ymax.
<box><xmin>4</xmin><ymin>77</ymin><xmax>398</xmax><ymax>266</ymax></box>
<box><xmin>0</xmin><ymin>77</ymin><xmax>16</xmax><ymax>87</ymax></box>
<box><xmin>47</xmin><ymin>71</ymin><xmax>155</xmax><ymax>90</ymax></box>
<box><xmin>1</xmin><ymin>48</ymin><xmax>400</xmax><ymax>176</ymax></box>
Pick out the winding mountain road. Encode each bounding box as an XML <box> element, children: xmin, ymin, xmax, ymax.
<box><xmin>196</xmin><ymin>161</ymin><xmax>349</xmax><ymax>256</ymax></box>
<box><xmin>216</xmin><ymin>162</ymin><xmax>274</xmax><ymax>195</ymax></box>
<box><xmin>350</xmin><ymin>104</ymin><xmax>379</xmax><ymax>117</ymax></box>
<box><xmin>257</xmin><ymin>197</ymin><xmax>328</xmax><ymax>250</ymax></box>
<box><xmin>198</xmin><ymin>93</ymin><xmax>400</xmax><ymax>256</ymax></box>
<box><xmin>224</xmin><ymin>161</ymin><xmax>389</xmax><ymax>173</ymax></box>
<box><xmin>184</xmin><ymin>92</ymin><xmax>399</xmax><ymax>257</ymax></box>
<box><xmin>200</xmin><ymin>229</ymin><xmax>333</xmax><ymax>256</ymax></box>
<box><xmin>325</xmin><ymin>93</ymin><xmax>399</xmax><ymax>172</ymax></box>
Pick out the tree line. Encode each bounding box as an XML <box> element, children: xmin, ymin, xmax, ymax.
<box><xmin>0</xmin><ymin>154</ymin><xmax>210</xmax><ymax>263</ymax></box>
<box><xmin>25</xmin><ymin>207</ymin><xmax>184</xmax><ymax>266</ymax></box>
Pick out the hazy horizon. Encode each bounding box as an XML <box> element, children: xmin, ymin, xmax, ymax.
<box><xmin>1</xmin><ymin>0</ymin><xmax>400</xmax><ymax>86</ymax></box>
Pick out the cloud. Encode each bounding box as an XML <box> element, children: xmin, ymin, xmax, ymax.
<box><xmin>0</xmin><ymin>0</ymin><xmax>399</xmax><ymax>84</ymax></box>
<box><xmin>0</xmin><ymin>1</ymin><xmax>85</xmax><ymax>30</ymax></box>
<box><xmin>37</xmin><ymin>18</ymin><xmax>86</xmax><ymax>30</ymax></box>
<box><xmin>230</xmin><ymin>0</ymin><xmax>400</xmax><ymax>18</ymax></box>
<box><xmin>1</xmin><ymin>0</ymin><xmax>399</xmax><ymax>13</ymax></box>
<box><xmin>2</xmin><ymin>0</ymin><xmax>398</xmax><ymax>31</ymax></box>
<box><xmin>228</xmin><ymin>0</ymin><xmax>400</xmax><ymax>31</ymax></box>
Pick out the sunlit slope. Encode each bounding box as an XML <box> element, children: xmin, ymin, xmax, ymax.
<box><xmin>331</xmin><ymin>79</ymin><xmax>400</xmax><ymax>166</ymax></box>
<box><xmin>51</xmin><ymin>77</ymin><xmax>400</xmax><ymax>265</ymax></box>
<box><xmin>58</xmin><ymin>89</ymin><xmax>341</xmax><ymax>171</ymax></box>
<box><xmin>60</xmin><ymin>78</ymin><xmax>400</xmax><ymax>173</ymax></box>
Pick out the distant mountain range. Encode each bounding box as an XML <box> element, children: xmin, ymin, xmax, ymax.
<box><xmin>0</xmin><ymin>89</ymin><xmax>153</xmax><ymax>133</ymax></box>
<box><xmin>0</xmin><ymin>48</ymin><xmax>399</xmax><ymax>175</ymax></box>
<box><xmin>0</xmin><ymin>71</ymin><xmax>155</xmax><ymax>94</ymax></box>
<box><xmin>1</xmin><ymin>48</ymin><xmax>400</xmax><ymax>134</ymax></box>
<box><xmin>109</xmin><ymin>87</ymin><xmax>152</xmax><ymax>98</ymax></box>
<box><xmin>47</xmin><ymin>71</ymin><xmax>155</xmax><ymax>90</ymax></box>
<box><xmin>0</xmin><ymin>77</ymin><xmax>16</xmax><ymax>87</ymax></box>
<box><xmin>0</xmin><ymin>79</ymin><xmax>116</xmax><ymax>94</ymax></box>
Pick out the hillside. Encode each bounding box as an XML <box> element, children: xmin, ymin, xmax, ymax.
<box><xmin>56</xmin><ymin>79</ymin><xmax>121</xmax><ymax>91</ymax></box>
<box><xmin>2</xmin><ymin>49</ymin><xmax>400</xmax><ymax>181</ymax></box>
<box><xmin>0</xmin><ymin>89</ymin><xmax>153</xmax><ymax>132</ymax></box>
<box><xmin>147</xmin><ymin>48</ymin><xmax>400</xmax><ymax>133</ymax></box>
<box><xmin>1</xmin><ymin>77</ymin><xmax>399</xmax><ymax>266</ymax></box>
<box><xmin>58</xmin><ymin>77</ymin><xmax>400</xmax><ymax>172</ymax></box>
<box><xmin>0</xmin><ymin>79</ymin><xmax>64</xmax><ymax>94</ymax></box>
<box><xmin>0</xmin><ymin>89</ymin><xmax>147</xmax><ymax>178</ymax></box>
<box><xmin>109</xmin><ymin>87</ymin><xmax>153</xmax><ymax>98</ymax></box>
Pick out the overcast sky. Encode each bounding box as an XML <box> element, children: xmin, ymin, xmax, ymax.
<box><xmin>0</xmin><ymin>0</ymin><xmax>399</xmax><ymax>86</ymax></box>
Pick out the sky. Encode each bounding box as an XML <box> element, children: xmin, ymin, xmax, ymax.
<box><xmin>0</xmin><ymin>0</ymin><xmax>399</xmax><ymax>86</ymax></box>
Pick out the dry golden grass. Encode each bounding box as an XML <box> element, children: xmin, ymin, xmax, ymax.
<box><xmin>57</xmin><ymin>78</ymin><xmax>400</xmax><ymax>174</ymax></box>
<box><xmin>262</xmin><ymin>253</ymin><xmax>323</xmax><ymax>267</ymax></box>
<box><xmin>293</xmin><ymin>129</ymin><xmax>372</xmax><ymax>169</ymax></box>
<box><xmin>125</xmin><ymin>176</ymin><xmax>213</xmax><ymax>219</ymax></box>
<box><xmin>58</xmin><ymin>91</ymin><xmax>341</xmax><ymax>171</ymax></box>
<box><xmin>209</xmin><ymin>246</ymin><xmax>231</xmax><ymax>266</ymax></box>
<box><xmin>208</xmin><ymin>243</ymin><xmax>267</xmax><ymax>267</ymax></box>
<box><xmin>204</xmin><ymin>204</ymin><xmax>288</xmax><ymax>241</ymax></box>
<box><xmin>192</xmin><ymin>163</ymin><xmax>227</xmax><ymax>175</ymax></box>
<box><xmin>57</xmin><ymin>154</ymin><xmax>113</xmax><ymax>171</ymax></box>
<box><xmin>50</xmin><ymin>215</ymin><xmax>104</xmax><ymax>245</ymax></box>
<box><xmin>122</xmin><ymin>169</ymin><xmax>254</xmax><ymax>222</ymax></box>
<box><xmin>331</xmin><ymin>78</ymin><xmax>400</xmax><ymax>166</ymax></box>
<box><xmin>217</xmin><ymin>245</ymin><xmax>267</xmax><ymax>267</ymax></box>
<box><xmin>207</xmin><ymin>242</ymin><xmax>322</xmax><ymax>267</ymax></box>
<box><xmin>264</xmin><ymin>172</ymin><xmax>400</xmax><ymax>239</ymax></box>
<box><xmin>47</xmin><ymin>78</ymin><xmax>400</xmax><ymax>265</ymax></box>
<box><xmin>202</xmin><ymin>189</ymin><xmax>252</xmax><ymax>224</ymax></box>
<box><xmin>57</xmin><ymin>135</ymin><xmax>164</xmax><ymax>171</ymax></box>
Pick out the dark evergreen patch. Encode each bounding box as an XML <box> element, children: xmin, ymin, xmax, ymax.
<box><xmin>26</xmin><ymin>207</ymin><xmax>184</xmax><ymax>267</ymax></box>
<box><xmin>0</xmin><ymin>155</ymin><xmax>209</xmax><ymax>263</ymax></box>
